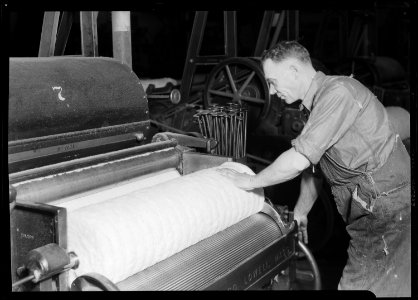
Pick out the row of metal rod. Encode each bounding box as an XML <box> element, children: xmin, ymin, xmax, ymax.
<box><xmin>194</xmin><ymin>103</ymin><xmax>248</xmax><ymax>159</ymax></box>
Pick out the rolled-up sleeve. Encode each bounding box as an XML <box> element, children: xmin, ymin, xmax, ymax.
<box><xmin>292</xmin><ymin>84</ymin><xmax>361</xmax><ymax>165</ymax></box>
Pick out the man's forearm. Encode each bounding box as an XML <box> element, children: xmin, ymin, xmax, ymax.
<box><xmin>249</xmin><ymin>147</ymin><xmax>310</xmax><ymax>188</ymax></box>
<box><xmin>294</xmin><ymin>170</ymin><xmax>322</xmax><ymax>215</ymax></box>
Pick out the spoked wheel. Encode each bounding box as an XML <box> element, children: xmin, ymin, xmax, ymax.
<box><xmin>203</xmin><ymin>57</ymin><xmax>271</xmax><ymax>130</ymax></box>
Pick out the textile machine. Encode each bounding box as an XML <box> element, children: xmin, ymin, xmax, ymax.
<box><xmin>8</xmin><ymin>56</ymin><xmax>319</xmax><ymax>291</ymax></box>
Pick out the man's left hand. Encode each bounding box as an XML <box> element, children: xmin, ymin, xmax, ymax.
<box><xmin>216</xmin><ymin>168</ymin><xmax>255</xmax><ymax>191</ymax></box>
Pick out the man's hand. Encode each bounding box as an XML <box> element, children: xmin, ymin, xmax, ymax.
<box><xmin>216</xmin><ymin>168</ymin><xmax>255</xmax><ymax>190</ymax></box>
<box><xmin>294</xmin><ymin>212</ymin><xmax>309</xmax><ymax>244</ymax></box>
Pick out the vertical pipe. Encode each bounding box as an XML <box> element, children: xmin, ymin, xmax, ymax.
<box><xmin>204</xmin><ymin>113</ymin><xmax>212</xmax><ymax>138</ymax></box>
<box><xmin>112</xmin><ymin>11</ymin><xmax>132</xmax><ymax>68</ymax></box>
<box><xmin>243</xmin><ymin>108</ymin><xmax>248</xmax><ymax>157</ymax></box>
<box><xmin>200</xmin><ymin>114</ymin><xmax>208</xmax><ymax>138</ymax></box>
<box><xmin>224</xmin><ymin>114</ymin><xmax>229</xmax><ymax>156</ymax></box>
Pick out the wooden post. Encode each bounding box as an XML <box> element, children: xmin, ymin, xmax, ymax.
<box><xmin>254</xmin><ymin>11</ymin><xmax>275</xmax><ymax>57</ymax></box>
<box><xmin>80</xmin><ymin>11</ymin><xmax>99</xmax><ymax>57</ymax></box>
<box><xmin>54</xmin><ymin>11</ymin><xmax>74</xmax><ymax>56</ymax></box>
<box><xmin>38</xmin><ymin>11</ymin><xmax>60</xmax><ymax>57</ymax></box>
<box><xmin>111</xmin><ymin>11</ymin><xmax>132</xmax><ymax>68</ymax></box>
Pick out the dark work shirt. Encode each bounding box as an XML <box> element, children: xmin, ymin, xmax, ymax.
<box><xmin>292</xmin><ymin>71</ymin><xmax>396</xmax><ymax>172</ymax></box>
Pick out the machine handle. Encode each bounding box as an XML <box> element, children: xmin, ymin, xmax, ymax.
<box><xmin>152</xmin><ymin>131</ymin><xmax>217</xmax><ymax>152</ymax></box>
<box><xmin>12</xmin><ymin>244</ymin><xmax>79</xmax><ymax>289</ymax></box>
<box><xmin>12</xmin><ymin>274</ymin><xmax>36</xmax><ymax>288</ymax></box>
<box><xmin>71</xmin><ymin>273</ymin><xmax>120</xmax><ymax>291</ymax></box>
<box><xmin>297</xmin><ymin>240</ymin><xmax>322</xmax><ymax>290</ymax></box>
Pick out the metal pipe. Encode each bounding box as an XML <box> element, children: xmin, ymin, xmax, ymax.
<box><xmin>14</xmin><ymin>143</ymin><xmax>181</xmax><ymax>204</ymax></box>
<box><xmin>12</xmin><ymin>274</ymin><xmax>35</xmax><ymax>288</ymax></box>
<box><xmin>230</xmin><ymin>112</ymin><xmax>237</xmax><ymax>158</ymax></box>
<box><xmin>225</xmin><ymin>114</ymin><xmax>229</xmax><ymax>156</ymax></box>
<box><xmin>212</xmin><ymin>112</ymin><xmax>218</xmax><ymax>154</ymax></box>
<box><xmin>112</xmin><ymin>11</ymin><xmax>132</xmax><ymax>68</ymax></box>
<box><xmin>243</xmin><ymin>108</ymin><xmax>248</xmax><ymax>156</ymax></box>
<box><xmin>219</xmin><ymin>112</ymin><xmax>226</xmax><ymax>155</ymax></box>
<box><xmin>203</xmin><ymin>112</ymin><xmax>212</xmax><ymax>138</ymax></box>
<box><xmin>201</xmin><ymin>115</ymin><xmax>208</xmax><ymax>138</ymax></box>
<box><xmin>196</xmin><ymin>116</ymin><xmax>204</xmax><ymax>138</ymax></box>
<box><xmin>236</xmin><ymin>118</ymin><xmax>241</xmax><ymax>158</ymax></box>
<box><xmin>297</xmin><ymin>240</ymin><xmax>322</xmax><ymax>290</ymax></box>
<box><xmin>216</xmin><ymin>113</ymin><xmax>222</xmax><ymax>155</ymax></box>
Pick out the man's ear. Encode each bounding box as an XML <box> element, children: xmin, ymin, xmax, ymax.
<box><xmin>289</xmin><ymin>64</ymin><xmax>299</xmax><ymax>79</ymax></box>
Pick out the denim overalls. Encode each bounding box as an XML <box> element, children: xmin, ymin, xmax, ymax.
<box><xmin>319</xmin><ymin>132</ymin><xmax>411</xmax><ymax>296</ymax></box>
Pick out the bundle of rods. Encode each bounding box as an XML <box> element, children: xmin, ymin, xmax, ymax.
<box><xmin>193</xmin><ymin>103</ymin><xmax>248</xmax><ymax>159</ymax></box>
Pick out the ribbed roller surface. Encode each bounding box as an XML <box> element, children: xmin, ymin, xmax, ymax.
<box><xmin>117</xmin><ymin>212</ymin><xmax>282</xmax><ymax>290</ymax></box>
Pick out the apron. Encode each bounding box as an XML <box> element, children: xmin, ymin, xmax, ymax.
<box><xmin>319</xmin><ymin>135</ymin><xmax>411</xmax><ymax>297</ymax></box>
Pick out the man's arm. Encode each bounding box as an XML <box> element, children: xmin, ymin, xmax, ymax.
<box><xmin>217</xmin><ymin>147</ymin><xmax>310</xmax><ymax>190</ymax></box>
<box><xmin>294</xmin><ymin>170</ymin><xmax>323</xmax><ymax>244</ymax></box>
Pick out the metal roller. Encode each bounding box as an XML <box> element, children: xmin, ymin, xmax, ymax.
<box><xmin>11</xmin><ymin>143</ymin><xmax>181</xmax><ymax>205</ymax></box>
<box><xmin>9</xmin><ymin>57</ymin><xmax>149</xmax><ymax>141</ymax></box>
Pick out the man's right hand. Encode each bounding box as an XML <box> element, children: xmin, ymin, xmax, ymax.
<box><xmin>294</xmin><ymin>213</ymin><xmax>309</xmax><ymax>244</ymax></box>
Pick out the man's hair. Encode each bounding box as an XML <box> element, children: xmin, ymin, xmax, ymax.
<box><xmin>261</xmin><ymin>40</ymin><xmax>311</xmax><ymax>64</ymax></box>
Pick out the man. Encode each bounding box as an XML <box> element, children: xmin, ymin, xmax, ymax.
<box><xmin>217</xmin><ymin>40</ymin><xmax>411</xmax><ymax>296</ymax></box>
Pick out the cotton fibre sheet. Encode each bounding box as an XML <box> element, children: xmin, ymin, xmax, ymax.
<box><xmin>64</xmin><ymin>161</ymin><xmax>264</xmax><ymax>285</ymax></box>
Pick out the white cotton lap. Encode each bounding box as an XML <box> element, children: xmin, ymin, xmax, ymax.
<box><xmin>65</xmin><ymin>162</ymin><xmax>264</xmax><ymax>285</ymax></box>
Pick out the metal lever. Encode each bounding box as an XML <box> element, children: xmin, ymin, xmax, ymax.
<box><xmin>297</xmin><ymin>240</ymin><xmax>322</xmax><ymax>290</ymax></box>
<box><xmin>152</xmin><ymin>131</ymin><xmax>217</xmax><ymax>152</ymax></box>
<box><xmin>147</xmin><ymin>89</ymin><xmax>181</xmax><ymax>104</ymax></box>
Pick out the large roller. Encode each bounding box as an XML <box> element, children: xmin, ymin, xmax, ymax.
<box><xmin>8</xmin><ymin>57</ymin><xmax>150</xmax><ymax>173</ymax></box>
<box><xmin>9</xmin><ymin>56</ymin><xmax>149</xmax><ymax>140</ymax></box>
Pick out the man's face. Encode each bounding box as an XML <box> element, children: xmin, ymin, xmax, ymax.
<box><xmin>262</xmin><ymin>58</ymin><xmax>300</xmax><ymax>104</ymax></box>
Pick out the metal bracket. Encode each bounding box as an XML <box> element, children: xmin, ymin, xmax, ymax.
<box><xmin>260</xmin><ymin>202</ymin><xmax>290</xmax><ymax>236</ymax></box>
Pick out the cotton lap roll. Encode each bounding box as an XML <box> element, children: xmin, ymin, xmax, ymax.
<box><xmin>67</xmin><ymin>162</ymin><xmax>264</xmax><ymax>285</ymax></box>
<box><xmin>51</xmin><ymin>168</ymin><xmax>181</xmax><ymax>212</ymax></box>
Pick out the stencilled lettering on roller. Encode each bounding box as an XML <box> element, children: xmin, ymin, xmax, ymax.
<box><xmin>52</xmin><ymin>86</ymin><xmax>66</xmax><ymax>101</ymax></box>
<box><xmin>243</xmin><ymin>260</ymin><xmax>272</xmax><ymax>285</ymax></box>
<box><xmin>56</xmin><ymin>143</ymin><xmax>76</xmax><ymax>153</ymax></box>
<box><xmin>274</xmin><ymin>246</ymin><xmax>293</xmax><ymax>263</ymax></box>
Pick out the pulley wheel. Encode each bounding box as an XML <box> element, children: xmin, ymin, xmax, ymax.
<box><xmin>71</xmin><ymin>273</ymin><xmax>120</xmax><ymax>291</ymax></box>
<box><xmin>203</xmin><ymin>57</ymin><xmax>271</xmax><ymax>130</ymax></box>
